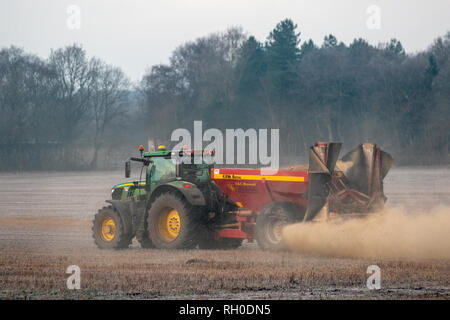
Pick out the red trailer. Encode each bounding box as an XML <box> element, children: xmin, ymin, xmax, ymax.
<box><xmin>211</xmin><ymin>142</ymin><xmax>394</xmax><ymax>250</ymax></box>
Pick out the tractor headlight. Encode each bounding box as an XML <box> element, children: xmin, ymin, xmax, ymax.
<box><xmin>111</xmin><ymin>188</ymin><xmax>123</xmax><ymax>200</ymax></box>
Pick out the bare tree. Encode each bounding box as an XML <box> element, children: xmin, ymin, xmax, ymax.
<box><xmin>49</xmin><ymin>45</ymin><xmax>96</xmax><ymax>153</ymax></box>
<box><xmin>89</xmin><ymin>61</ymin><xmax>130</xmax><ymax>168</ymax></box>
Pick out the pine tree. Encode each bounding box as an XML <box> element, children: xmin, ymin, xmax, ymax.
<box><xmin>265</xmin><ymin>19</ymin><xmax>301</xmax><ymax>93</ymax></box>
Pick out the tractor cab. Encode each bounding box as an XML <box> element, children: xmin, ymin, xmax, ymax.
<box><xmin>117</xmin><ymin>145</ymin><xmax>213</xmax><ymax>201</ymax></box>
<box><xmin>146</xmin><ymin>156</ymin><xmax>176</xmax><ymax>184</ymax></box>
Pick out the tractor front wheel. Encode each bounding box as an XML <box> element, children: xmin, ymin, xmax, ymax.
<box><xmin>92</xmin><ymin>206</ymin><xmax>131</xmax><ymax>249</ymax></box>
<box><xmin>147</xmin><ymin>192</ymin><xmax>201</xmax><ymax>249</ymax></box>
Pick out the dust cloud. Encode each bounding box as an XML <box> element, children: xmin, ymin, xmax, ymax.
<box><xmin>283</xmin><ymin>206</ymin><xmax>450</xmax><ymax>259</ymax></box>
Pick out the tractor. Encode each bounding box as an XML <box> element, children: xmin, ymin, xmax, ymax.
<box><xmin>92</xmin><ymin>145</ymin><xmax>241</xmax><ymax>250</ymax></box>
<box><xmin>92</xmin><ymin>142</ymin><xmax>393</xmax><ymax>250</ymax></box>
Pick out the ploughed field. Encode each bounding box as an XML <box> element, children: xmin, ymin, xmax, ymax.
<box><xmin>0</xmin><ymin>168</ymin><xmax>449</xmax><ymax>299</ymax></box>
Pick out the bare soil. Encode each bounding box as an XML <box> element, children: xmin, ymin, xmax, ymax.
<box><xmin>0</xmin><ymin>169</ymin><xmax>449</xmax><ymax>299</ymax></box>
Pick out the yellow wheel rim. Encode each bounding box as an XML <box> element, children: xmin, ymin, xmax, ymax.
<box><xmin>158</xmin><ymin>208</ymin><xmax>181</xmax><ymax>242</ymax></box>
<box><xmin>101</xmin><ymin>218</ymin><xmax>116</xmax><ymax>242</ymax></box>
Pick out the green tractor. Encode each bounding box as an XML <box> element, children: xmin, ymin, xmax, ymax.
<box><xmin>92</xmin><ymin>145</ymin><xmax>239</xmax><ymax>250</ymax></box>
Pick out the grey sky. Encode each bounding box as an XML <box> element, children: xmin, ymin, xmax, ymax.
<box><xmin>1</xmin><ymin>0</ymin><xmax>450</xmax><ymax>82</ymax></box>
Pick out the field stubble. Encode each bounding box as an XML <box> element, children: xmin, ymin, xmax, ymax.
<box><xmin>0</xmin><ymin>168</ymin><xmax>449</xmax><ymax>299</ymax></box>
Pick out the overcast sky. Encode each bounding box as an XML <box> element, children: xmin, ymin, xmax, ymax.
<box><xmin>1</xmin><ymin>0</ymin><xmax>450</xmax><ymax>81</ymax></box>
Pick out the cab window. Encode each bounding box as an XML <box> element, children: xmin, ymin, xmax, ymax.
<box><xmin>150</xmin><ymin>157</ymin><xmax>176</xmax><ymax>183</ymax></box>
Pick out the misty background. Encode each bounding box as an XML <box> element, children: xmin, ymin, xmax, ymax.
<box><xmin>0</xmin><ymin>1</ymin><xmax>449</xmax><ymax>170</ymax></box>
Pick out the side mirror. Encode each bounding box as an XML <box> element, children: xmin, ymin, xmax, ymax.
<box><xmin>125</xmin><ymin>160</ymin><xmax>131</xmax><ymax>178</ymax></box>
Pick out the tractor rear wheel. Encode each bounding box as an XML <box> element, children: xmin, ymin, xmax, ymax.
<box><xmin>255</xmin><ymin>203</ymin><xmax>303</xmax><ymax>251</ymax></box>
<box><xmin>92</xmin><ymin>206</ymin><xmax>131</xmax><ymax>249</ymax></box>
<box><xmin>147</xmin><ymin>192</ymin><xmax>201</xmax><ymax>249</ymax></box>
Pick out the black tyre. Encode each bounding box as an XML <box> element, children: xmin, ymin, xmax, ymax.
<box><xmin>255</xmin><ymin>202</ymin><xmax>304</xmax><ymax>251</ymax></box>
<box><xmin>92</xmin><ymin>206</ymin><xmax>131</xmax><ymax>249</ymax></box>
<box><xmin>147</xmin><ymin>192</ymin><xmax>201</xmax><ymax>249</ymax></box>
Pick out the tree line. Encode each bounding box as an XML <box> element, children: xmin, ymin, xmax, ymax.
<box><xmin>0</xmin><ymin>44</ymin><xmax>143</xmax><ymax>170</ymax></box>
<box><xmin>1</xmin><ymin>19</ymin><xmax>449</xmax><ymax>170</ymax></box>
<box><xmin>141</xmin><ymin>19</ymin><xmax>449</xmax><ymax>166</ymax></box>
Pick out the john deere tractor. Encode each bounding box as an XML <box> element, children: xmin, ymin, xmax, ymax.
<box><xmin>92</xmin><ymin>145</ymin><xmax>239</xmax><ymax>250</ymax></box>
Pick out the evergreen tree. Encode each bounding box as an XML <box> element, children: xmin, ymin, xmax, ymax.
<box><xmin>323</xmin><ymin>34</ymin><xmax>337</xmax><ymax>48</ymax></box>
<box><xmin>265</xmin><ymin>19</ymin><xmax>301</xmax><ymax>93</ymax></box>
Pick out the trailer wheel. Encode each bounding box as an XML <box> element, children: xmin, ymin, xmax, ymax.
<box><xmin>255</xmin><ymin>203</ymin><xmax>303</xmax><ymax>251</ymax></box>
<box><xmin>92</xmin><ymin>206</ymin><xmax>131</xmax><ymax>249</ymax></box>
<box><xmin>147</xmin><ymin>192</ymin><xmax>201</xmax><ymax>249</ymax></box>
